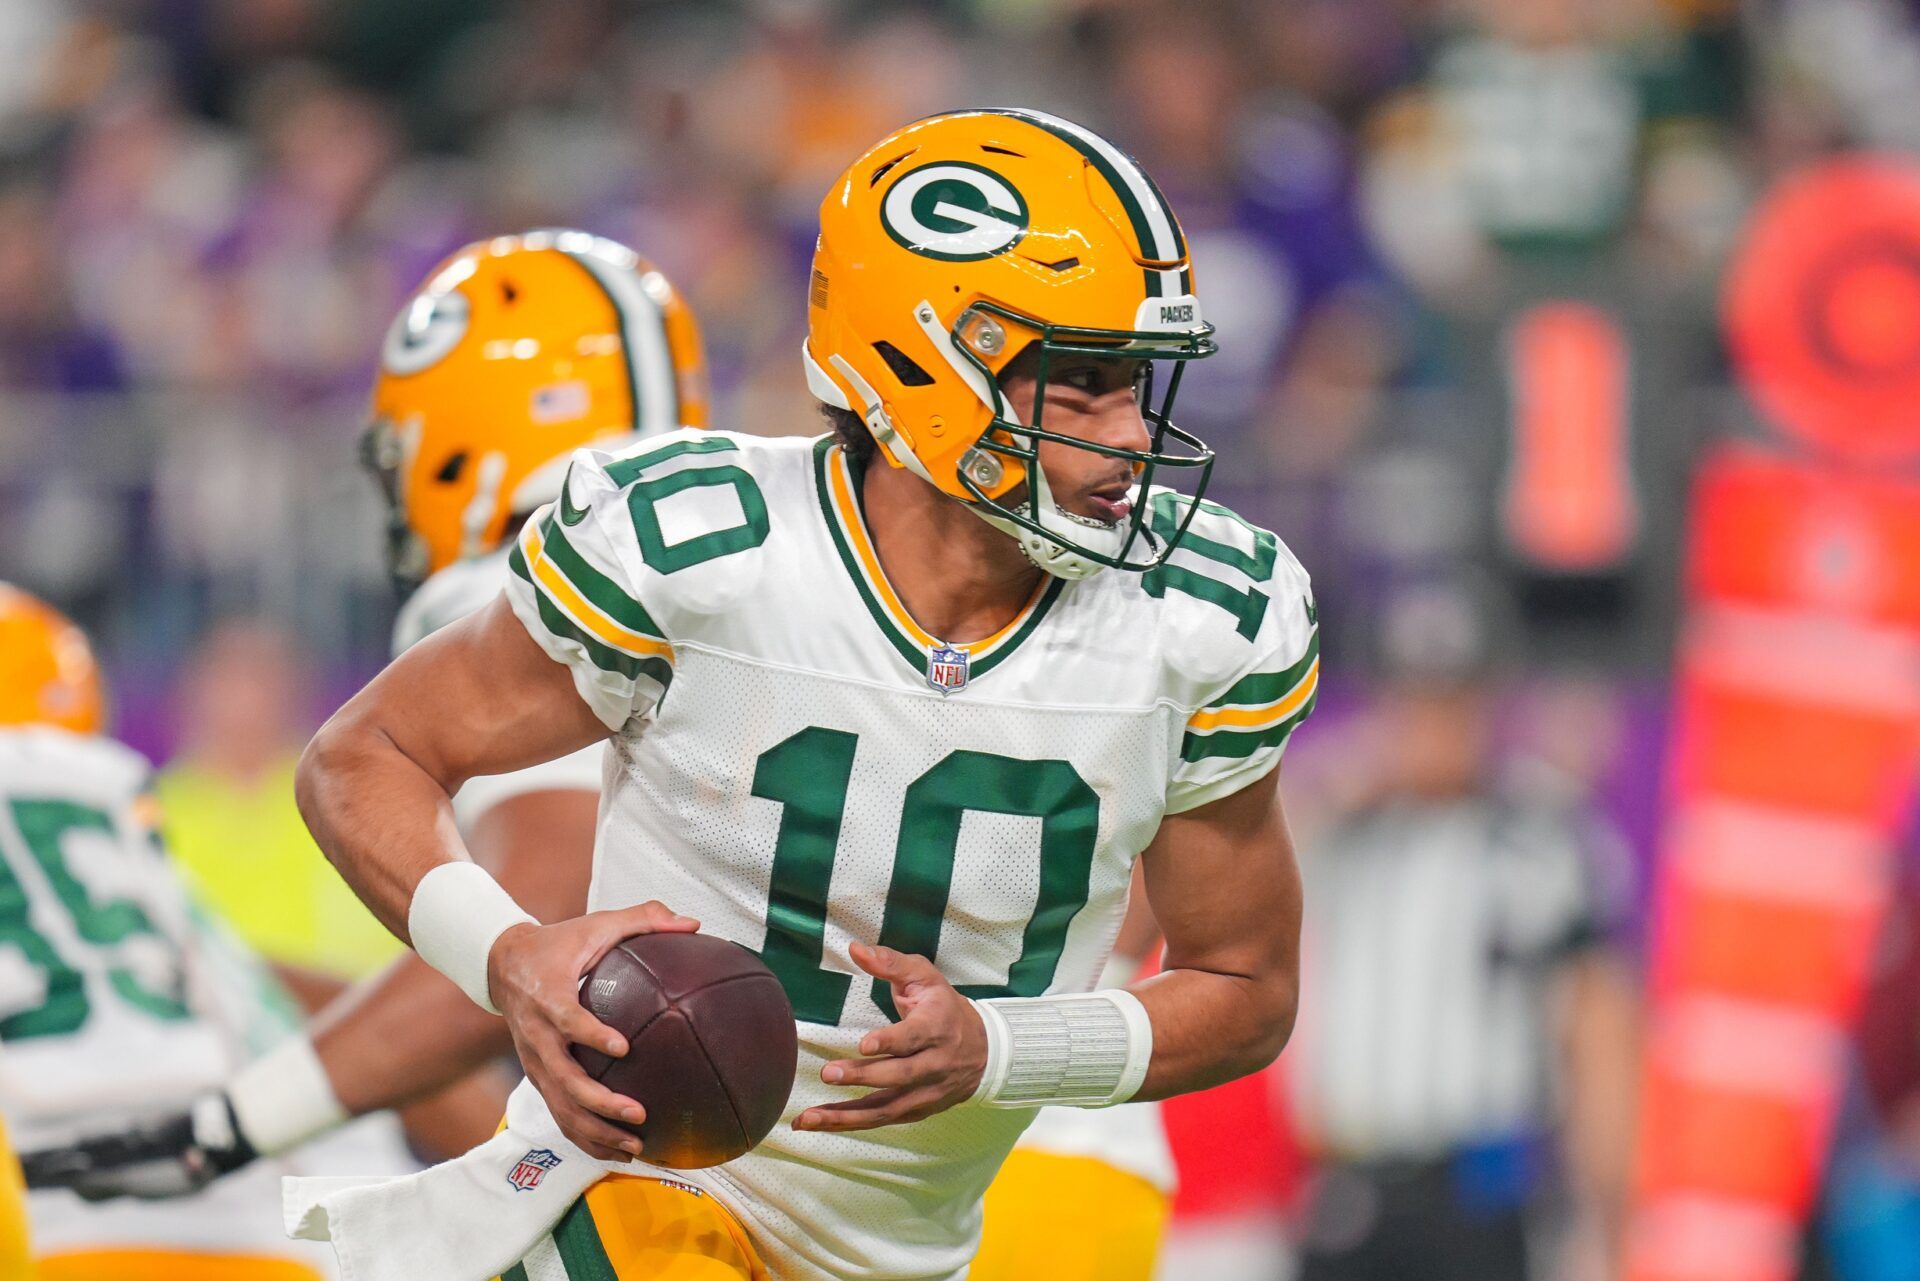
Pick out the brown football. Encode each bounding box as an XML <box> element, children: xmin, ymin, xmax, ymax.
<box><xmin>570</xmin><ymin>932</ymin><xmax>798</xmax><ymax>1169</ymax></box>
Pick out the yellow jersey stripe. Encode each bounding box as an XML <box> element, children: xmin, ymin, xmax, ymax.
<box><xmin>1187</xmin><ymin>658</ymin><xmax>1318</xmax><ymax>733</ymax></box>
<box><xmin>523</xmin><ymin>524</ymin><xmax>675</xmax><ymax>663</ymax></box>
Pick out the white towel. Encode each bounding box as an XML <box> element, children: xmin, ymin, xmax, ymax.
<box><xmin>284</xmin><ymin>1079</ymin><xmax>622</xmax><ymax>1281</ymax></box>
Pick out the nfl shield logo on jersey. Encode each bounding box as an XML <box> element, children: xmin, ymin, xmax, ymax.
<box><xmin>507</xmin><ymin>1148</ymin><xmax>562</xmax><ymax>1192</ymax></box>
<box><xmin>927</xmin><ymin>644</ymin><xmax>970</xmax><ymax>696</ymax></box>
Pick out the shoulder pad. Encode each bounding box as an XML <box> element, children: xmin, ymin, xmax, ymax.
<box><xmin>1140</xmin><ymin>492</ymin><xmax>1315</xmax><ymax>695</ymax></box>
<box><xmin>554</xmin><ymin>429</ymin><xmax>800</xmax><ymax>622</ymax></box>
<box><xmin>0</xmin><ymin>727</ymin><xmax>153</xmax><ymax>797</ymax></box>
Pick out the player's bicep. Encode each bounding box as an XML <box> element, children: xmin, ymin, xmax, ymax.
<box><xmin>1140</xmin><ymin>767</ymin><xmax>1301</xmax><ymax>989</ymax></box>
<box><xmin>361</xmin><ymin>593</ymin><xmax>608</xmax><ymax>792</ymax></box>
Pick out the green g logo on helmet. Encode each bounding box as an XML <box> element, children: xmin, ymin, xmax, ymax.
<box><xmin>881</xmin><ymin>162</ymin><xmax>1030</xmax><ymax>262</ymax></box>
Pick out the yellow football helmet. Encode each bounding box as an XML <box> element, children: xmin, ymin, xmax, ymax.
<box><xmin>805</xmin><ymin>108</ymin><xmax>1216</xmax><ymax>579</ymax></box>
<box><xmin>0</xmin><ymin>583</ymin><xmax>105</xmax><ymax>735</ymax></box>
<box><xmin>364</xmin><ymin>230</ymin><xmax>708</xmax><ymax>592</ymax></box>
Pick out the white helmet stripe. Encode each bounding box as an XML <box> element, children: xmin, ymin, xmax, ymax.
<box><xmin>560</xmin><ymin>240</ymin><xmax>679</xmax><ymax>438</ymax></box>
<box><xmin>994</xmin><ymin>108</ymin><xmax>1182</xmax><ymax>263</ymax></box>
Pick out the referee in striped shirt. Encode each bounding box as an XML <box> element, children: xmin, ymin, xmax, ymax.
<box><xmin>1288</xmin><ymin>586</ymin><xmax>1638</xmax><ymax>1281</ymax></box>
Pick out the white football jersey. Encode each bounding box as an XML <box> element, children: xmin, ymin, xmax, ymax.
<box><xmin>504</xmin><ymin>430</ymin><xmax>1317</xmax><ymax>1281</ymax></box>
<box><xmin>394</xmin><ymin>549</ymin><xmax>605</xmax><ymax>831</ymax></box>
<box><xmin>0</xmin><ymin>727</ymin><xmax>338</xmax><ymax>1260</ymax></box>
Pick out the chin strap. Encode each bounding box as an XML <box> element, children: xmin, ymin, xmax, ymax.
<box><xmin>967</xmin><ymin>481</ymin><xmax>1123</xmax><ymax>581</ymax></box>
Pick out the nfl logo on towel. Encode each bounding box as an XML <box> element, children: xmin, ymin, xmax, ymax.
<box><xmin>927</xmin><ymin>644</ymin><xmax>969</xmax><ymax>696</ymax></box>
<box><xmin>507</xmin><ymin>1148</ymin><xmax>562</xmax><ymax>1193</ymax></box>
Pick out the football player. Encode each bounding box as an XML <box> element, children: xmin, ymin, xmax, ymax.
<box><xmin>32</xmin><ymin>226</ymin><xmax>1182</xmax><ymax>1277</ymax></box>
<box><xmin>0</xmin><ymin>584</ymin><xmax>343</xmax><ymax>1280</ymax></box>
<box><xmin>294</xmin><ymin>108</ymin><xmax>1317</xmax><ymax>1281</ymax></box>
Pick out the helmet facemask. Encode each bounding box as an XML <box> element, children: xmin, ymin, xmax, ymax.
<box><xmin>359</xmin><ymin>417</ymin><xmax>432</xmax><ymax>598</ymax></box>
<box><xmin>941</xmin><ymin>301</ymin><xmax>1218</xmax><ymax>580</ymax></box>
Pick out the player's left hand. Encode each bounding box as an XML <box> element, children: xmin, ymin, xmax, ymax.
<box><xmin>794</xmin><ymin>942</ymin><xmax>986</xmax><ymax>1133</ymax></box>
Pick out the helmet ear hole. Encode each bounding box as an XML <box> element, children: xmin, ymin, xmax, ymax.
<box><xmin>435</xmin><ymin>451</ymin><xmax>469</xmax><ymax>483</ymax></box>
<box><xmin>869</xmin><ymin>151</ymin><xmax>915</xmax><ymax>186</ymax></box>
<box><xmin>872</xmin><ymin>341</ymin><xmax>935</xmax><ymax>388</ymax></box>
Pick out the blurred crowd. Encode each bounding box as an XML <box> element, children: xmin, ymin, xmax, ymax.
<box><xmin>9</xmin><ymin>0</ymin><xmax>1920</xmax><ymax>1277</ymax></box>
<box><xmin>3</xmin><ymin>0</ymin><xmax>1896</xmax><ymax>678</ymax></box>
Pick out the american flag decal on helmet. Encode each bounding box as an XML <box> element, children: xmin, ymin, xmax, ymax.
<box><xmin>507</xmin><ymin>1148</ymin><xmax>563</xmax><ymax>1192</ymax></box>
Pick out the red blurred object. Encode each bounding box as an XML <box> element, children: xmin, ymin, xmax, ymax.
<box><xmin>1626</xmin><ymin>443</ymin><xmax>1920</xmax><ymax>1281</ymax></box>
<box><xmin>1502</xmin><ymin>301</ymin><xmax>1638</xmax><ymax>571</ymax></box>
<box><xmin>1163</xmin><ymin>1059</ymin><xmax>1304</xmax><ymax>1220</ymax></box>
<box><xmin>1724</xmin><ymin>156</ymin><xmax>1920</xmax><ymax>464</ymax></box>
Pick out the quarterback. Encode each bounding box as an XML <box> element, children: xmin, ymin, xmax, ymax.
<box><xmin>297</xmin><ymin>108</ymin><xmax>1317</xmax><ymax>1280</ymax></box>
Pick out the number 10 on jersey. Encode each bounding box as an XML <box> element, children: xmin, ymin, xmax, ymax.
<box><xmin>750</xmin><ymin>727</ymin><xmax>1100</xmax><ymax>1025</ymax></box>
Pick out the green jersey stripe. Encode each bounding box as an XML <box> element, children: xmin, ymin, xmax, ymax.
<box><xmin>1205</xmin><ymin>631</ymin><xmax>1320</xmax><ymax>709</ymax></box>
<box><xmin>1180</xmin><ymin>691</ymin><xmax>1317</xmax><ymax>762</ymax></box>
<box><xmin>811</xmin><ymin>437</ymin><xmax>930</xmax><ymax>676</ymax></box>
<box><xmin>603</xmin><ymin>434</ymin><xmax>740</xmax><ymax>488</ymax></box>
<box><xmin>536</xmin><ymin>511</ymin><xmax>669</xmax><ymax>640</ymax></box>
<box><xmin>500</xmin><ymin>1265</ymin><xmax>531</xmax><ymax>1281</ymax></box>
<box><xmin>552</xmin><ymin>1197</ymin><xmax>619</xmax><ymax>1281</ymax></box>
<box><xmin>511</xmin><ymin>546</ymin><xmax>675</xmax><ymax>692</ymax></box>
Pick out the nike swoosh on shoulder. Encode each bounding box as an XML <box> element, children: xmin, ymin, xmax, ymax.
<box><xmin>558</xmin><ymin>467</ymin><xmax>590</xmax><ymax>526</ymax></box>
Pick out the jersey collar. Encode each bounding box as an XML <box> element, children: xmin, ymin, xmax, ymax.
<box><xmin>811</xmin><ymin>436</ymin><xmax>1062</xmax><ymax>686</ymax></box>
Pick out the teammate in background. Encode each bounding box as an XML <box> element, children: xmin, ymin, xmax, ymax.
<box><xmin>306</xmin><ymin>230</ymin><xmax>710</xmax><ymax>1156</ymax></box>
<box><xmin>0</xmin><ymin>584</ymin><xmax>338</xmax><ymax>1281</ymax></box>
<box><xmin>294</xmin><ymin>108</ymin><xmax>1316</xmax><ymax>1281</ymax></box>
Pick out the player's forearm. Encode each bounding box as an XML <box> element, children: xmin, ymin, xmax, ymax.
<box><xmin>396</xmin><ymin>1063</ymin><xmax>518</xmax><ymax>1163</ymax></box>
<box><xmin>1128</xmin><ymin>959</ymin><xmax>1297</xmax><ymax>1100</ymax></box>
<box><xmin>295</xmin><ymin>710</ymin><xmax>470</xmax><ymax>942</ymax></box>
<box><xmin>270</xmin><ymin>962</ymin><xmax>351</xmax><ymax>1016</ymax></box>
<box><xmin>308</xmin><ymin>951</ymin><xmax>516</xmax><ymax>1115</ymax></box>
<box><xmin>305</xmin><ymin>783</ymin><xmax>598</xmax><ymax>1115</ymax></box>
<box><xmin>1129</xmin><ymin>769</ymin><xmax>1302</xmax><ymax>1102</ymax></box>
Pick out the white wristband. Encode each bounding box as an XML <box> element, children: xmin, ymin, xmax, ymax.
<box><xmin>227</xmin><ymin>1035</ymin><xmax>349</xmax><ymax>1157</ymax></box>
<box><xmin>407</xmin><ymin>861</ymin><xmax>536</xmax><ymax>1015</ymax></box>
<box><xmin>968</xmin><ymin>988</ymin><xmax>1154</xmax><ymax>1109</ymax></box>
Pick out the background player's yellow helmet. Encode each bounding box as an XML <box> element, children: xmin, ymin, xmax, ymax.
<box><xmin>805</xmin><ymin>108</ymin><xmax>1216</xmax><ymax>580</ymax></box>
<box><xmin>364</xmin><ymin>230</ymin><xmax>708</xmax><ymax>593</ymax></box>
<box><xmin>0</xmin><ymin>583</ymin><xmax>105</xmax><ymax>735</ymax></box>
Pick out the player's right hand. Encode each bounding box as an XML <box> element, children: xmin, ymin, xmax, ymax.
<box><xmin>487</xmin><ymin>900</ymin><xmax>699</xmax><ymax>1163</ymax></box>
<box><xmin>19</xmin><ymin>1094</ymin><xmax>257</xmax><ymax>1201</ymax></box>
